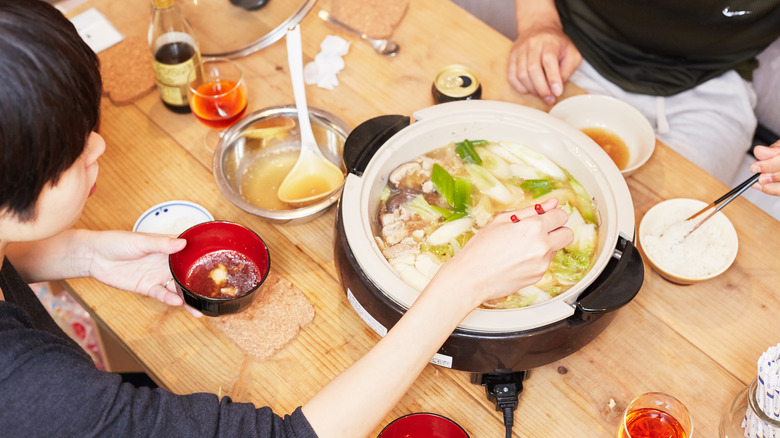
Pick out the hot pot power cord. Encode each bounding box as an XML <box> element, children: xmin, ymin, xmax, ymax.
<box><xmin>478</xmin><ymin>371</ymin><xmax>526</xmax><ymax>438</ymax></box>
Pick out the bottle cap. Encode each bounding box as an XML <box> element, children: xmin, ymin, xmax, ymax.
<box><xmin>152</xmin><ymin>0</ymin><xmax>175</xmax><ymax>9</ymax></box>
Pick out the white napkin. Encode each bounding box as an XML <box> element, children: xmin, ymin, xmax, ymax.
<box><xmin>304</xmin><ymin>36</ymin><xmax>350</xmax><ymax>90</ymax></box>
<box><xmin>70</xmin><ymin>8</ymin><xmax>124</xmax><ymax>54</ymax></box>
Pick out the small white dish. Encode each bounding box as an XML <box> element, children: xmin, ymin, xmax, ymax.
<box><xmin>133</xmin><ymin>200</ymin><xmax>214</xmax><ymax>235</ymax></box>
<box><xmin>550</xmin><ymin>94</ymin><xmax>656</xmax><ymax>176</ymax></box>
<box><xmin>638</xmin><ymin>198</ymin><xmax>738</xmax><ymax>284</ymax></box>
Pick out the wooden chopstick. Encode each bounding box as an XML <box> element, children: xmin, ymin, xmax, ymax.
<box><xmin>686</xmin><ymin>173</ymin><xmax>760</xmax><ymax>221</ymax></box>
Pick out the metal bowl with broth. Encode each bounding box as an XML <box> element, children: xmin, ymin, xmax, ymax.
<box><xmin>212</xmin><ymin>105</ymin><xmax>350</xmax><ymax>224</ymax></box>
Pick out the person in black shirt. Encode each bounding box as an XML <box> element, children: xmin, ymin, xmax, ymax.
<box><xmin>494</xmin><ymin>0</ymin><xmax>780</xmax><ymax>216</ymax></box>
<box><xmin>0</xmin><ymin>1</ymin><xmax>572</xmax><ymax>436</ymax></box>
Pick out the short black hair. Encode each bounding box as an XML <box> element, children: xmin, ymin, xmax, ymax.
<box><xmin>0</xmin><ymin>0</ymin><xmax>102</xmax><ymax>221</ymax></box>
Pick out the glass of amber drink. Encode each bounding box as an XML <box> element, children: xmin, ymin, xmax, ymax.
<box><xmin>617</xmin><ymin>392</ymin><xmax>693</xmax><ymax>438</ymax></box>
<box><xmin>187</xmin><ymin>57</ymin><xmax>248</xmax><ymax>146</ymax></box>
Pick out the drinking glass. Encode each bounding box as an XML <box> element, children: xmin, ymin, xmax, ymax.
<box><xmin>719</xmin><ymin>378</ymin><xmax>780</xmax><ymax>437</ymax></box>
<box><xmin>187</xmin><ymin>57</ymin><xmax>248</xmax><ymax>148</ymax></box>
<box><xmin>617</xmin><ymin>392</ymin><xmax>693</xmax><ymax>438</ymax></box>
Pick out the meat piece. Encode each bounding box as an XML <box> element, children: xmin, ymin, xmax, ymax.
<box><xmin>381</xmin><ymin>213</ymin><xmax>396</xmax><ymax>227</ymax></box>
<box><xmin>382</xmin><ymin>221</ymin><xmax>408</xmax><ymax>245</ymax></box>
<box><xmin>382</xmin><ymin>242</ymin><xmax>420</xmax><ymax>259</ymax></box>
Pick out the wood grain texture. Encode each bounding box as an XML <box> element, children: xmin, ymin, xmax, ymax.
<box><xmin>64</xmin><ymin>0</ymin><xmax>780</xmax><ymax>436</ymax></box>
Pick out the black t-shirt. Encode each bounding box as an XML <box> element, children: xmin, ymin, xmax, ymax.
<box><xmin>556</xmin><ymin>0</ymin><xmax>780</xmax><ymax>95</ymax></box>
<box><xmin>0</xmin><ymin>257</ymin><xmax>317</xmax><ymax>437</ymax></box>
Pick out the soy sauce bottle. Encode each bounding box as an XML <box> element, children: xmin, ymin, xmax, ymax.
<box><xmin>149</xmin><ymin>0</ymin><xmax>200</xmax><ymax>113</ymax></box>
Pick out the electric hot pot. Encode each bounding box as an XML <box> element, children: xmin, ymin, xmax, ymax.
<box><xmin>334</xmin><ymin>100</ymin><xmax>643</xmax><ymax>377</ymax></box>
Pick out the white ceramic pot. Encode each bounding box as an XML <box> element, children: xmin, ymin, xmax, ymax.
<box><xmin>340</xmin><ymin>100</ymin><xmax>639</xmax><ymax>333</ymax></box>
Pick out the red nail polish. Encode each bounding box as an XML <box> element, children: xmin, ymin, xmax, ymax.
<box><xmin>510</xmin><ymin>214</ymin><xmax>520</xmax><ymax>223</ymax></box>
<box><xmin>534</xmin><ymin>204</ymin><xmax>545</xmax><ymax>215</ymax></box>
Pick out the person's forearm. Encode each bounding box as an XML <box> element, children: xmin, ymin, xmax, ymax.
<box><xmin>302</xmin><ymin>280</ymin><xmax>478</xmax><ymax>438</ymax></box>
<box><xmin>5</xmin><ymin>229</ymin><xmax>91</xmax><ymax>282</ymax></box>
<box><xmin>515</xmin><ymin>0</ymin><xmax>561</xmax><ymax>34</ymax></box>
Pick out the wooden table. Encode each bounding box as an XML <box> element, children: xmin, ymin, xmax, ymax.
<box><xmin>65</xmin><ymin>0</ymin><xmax>780</xmax><ymax>436</ymax></box>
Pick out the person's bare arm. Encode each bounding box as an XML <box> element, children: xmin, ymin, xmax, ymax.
<box><xmin>5</xmin><ymin>229</ymin><xmax>195</xmax><ymax>310</ymax></box>
<box><xmin>507</xmin><ymin>0</ymin><xmax>582</xmax><ymax>104</ymax></box>
<box><xmin>302</xmin><ymin>198</ymin><xmax>572</xmax><ymax>437</ymax></box>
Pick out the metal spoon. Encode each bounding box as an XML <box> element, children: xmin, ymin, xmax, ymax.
<box><xmin>318</xmin><ymin>10</ymin><xmax>400</xmax><ymax>56</ymax></box>
<box><xmin>277</xmin><ymin>25</ymin><xmax>344</xmax><ymax>207</ymax></box>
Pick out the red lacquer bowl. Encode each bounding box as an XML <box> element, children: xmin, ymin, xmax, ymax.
<box><xmin>169</xmin><ymin>221</ymin><xmax>270</xmax><ymax>316</ymax></box>
<box><xmin>378</xmin><ymin>413</ymin><xmax>469</xmax><ymax>438</ymax></box>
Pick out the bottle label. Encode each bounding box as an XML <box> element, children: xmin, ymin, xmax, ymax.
<box><xmin>150</xmin><ymin>32</ymin><xmax>200</xmax><ymax>107</ymax></box>
<box><xmin>152</xmin><ymin>57</ymin><xmax>197</xmax><ymax>106</ymax></box>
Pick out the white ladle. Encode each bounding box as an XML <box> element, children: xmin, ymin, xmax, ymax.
<box><xmin>277</xmin><ymin>25</ymin><xmax>344</xmax><ymax>206</ymax></box>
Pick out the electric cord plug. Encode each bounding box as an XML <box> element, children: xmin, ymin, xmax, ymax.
<box><xmin>479</xmin><ymin>371</ymin><xmax>525</xmax><ymax>438</ymax></box>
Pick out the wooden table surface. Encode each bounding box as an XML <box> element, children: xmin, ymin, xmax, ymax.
<box><xmin>65</xmin><ymin>0</ymin><xmax>780</xmax><ymax>436</ymax></box>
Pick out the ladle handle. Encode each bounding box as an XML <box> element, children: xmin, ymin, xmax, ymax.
<box><xmin>286</xmin><ymin>25</ymin><xmax>319</xmax><ymax>154</ymax></box>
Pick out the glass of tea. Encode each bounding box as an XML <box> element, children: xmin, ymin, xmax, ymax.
<box><xmin>187</xmin><ymin>57</ymin><xmax>248</xmax><ymax>147</ymax></box>
<box><xmin>617</xmin><ymin>392</ymin><xmax>693</xmax><ymax>438</ymax></box>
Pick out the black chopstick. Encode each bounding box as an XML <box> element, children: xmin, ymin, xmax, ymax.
<box><xmin>687</xmin><ymin>172</ymin><xmax>760</xmax><ymax>221</ymax></box>
<box><xmin>683</xmin><ymin>172</ymin><xmax>759</xmax><ymax>238</ymax></box>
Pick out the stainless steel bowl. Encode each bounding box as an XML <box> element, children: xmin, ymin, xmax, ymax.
<box><xmin>213</xmin><ymin>105</ymin><xmax>350</xmax><ymax>224</ymax></box>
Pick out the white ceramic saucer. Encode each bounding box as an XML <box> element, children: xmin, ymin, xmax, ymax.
<box><xmin>132</xmin><ymin>200</ymin><xmax>214</xmax><ymax>235</ymax></box>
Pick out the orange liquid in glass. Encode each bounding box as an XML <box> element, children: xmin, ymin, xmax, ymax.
<box><xmin>618</xmin><ymin>408</ymin><xmax>687</xmax><ymax>438</ymax></box>
<box><xmin>191</xmin><ymin>80</ymin><xmax>247</xmax><ymax>129</ymax></box>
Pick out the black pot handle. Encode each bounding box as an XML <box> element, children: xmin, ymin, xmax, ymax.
<box><xmin>343</xmin><ymin>115</ymin><xmax>411</xmax><ymax>176</ymax></box>
<box><xmin>576</xmin><ymin>236</ymin><xmax>644</xmax><ymax>315</ymax></box>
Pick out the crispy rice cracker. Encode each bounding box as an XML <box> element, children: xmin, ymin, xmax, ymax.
<box><xmin>208</xmin><ymin>271</ymin><xmax>315</xmax><ymax>361</ymax></box>
<box><xmin>98</xmin><ymin>37</ymin><xmax>157</xmax><ymax>105</ymax></box>
<box><xmin>329</xmin><ymin>0</ymin><xmax>409</xmax><ymax>39</ymax></box>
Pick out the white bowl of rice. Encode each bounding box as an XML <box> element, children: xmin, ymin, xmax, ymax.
<box><xmin>639</xmin><ymin>198</ymin><xmax>738</xmax><ymax>284</ymax></box>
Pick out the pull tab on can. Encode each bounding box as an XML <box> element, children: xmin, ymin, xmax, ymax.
<box><xmin>432</xmin><ymin>64</ymin><xmax>482</xmax><ymax>104</ymax></box>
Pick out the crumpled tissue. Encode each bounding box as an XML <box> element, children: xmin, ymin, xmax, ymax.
<box><xmin>304</xmin><ymin>35</ymin><xmax>350</xmax><ymax>90</ymax></box>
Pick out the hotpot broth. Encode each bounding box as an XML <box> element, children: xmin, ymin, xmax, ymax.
<box><xmin>360</xmin><ymin>114</ymin><xmax>619</xmax><ymax>314</ymax></box>
<box><xmin>373</xmin><ymin>139</ymin><xmax>600</xmax><ymax>309</ymax></box>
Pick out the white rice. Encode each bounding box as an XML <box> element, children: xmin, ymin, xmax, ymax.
<box><xmin>640</xmin><ymin>200</ymin><xmax>736</xmax><ymax>279</ymax></box>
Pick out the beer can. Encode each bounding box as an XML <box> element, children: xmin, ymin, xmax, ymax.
<box><xmin>432</xmin><ymin>64</ymin><xmax>482</xmax><ymax>104</ymax></box>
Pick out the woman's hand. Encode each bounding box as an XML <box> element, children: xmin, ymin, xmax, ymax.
<box><xmin>426</xmin><ymin>198</ymin><xmax>573</xmax><ymax>310</ymax></box>
<box><xmin>751</xmin><ymin>140</ymin><xmax>780</xmax><ymax>196</ymax></box>
<box><xmin>303</xmin><ymin>198</ymin><xmax>572</xmax><ymax>438</ymax></box>
<box><xmin>507</xmin><ymin>1</ymin><xmax>582</xmax><ymax>105</ymax></box>
<box><xmin>82</xmin><ymin>230</ymin><xmax>202</xmax><ymax>317</ymax></box>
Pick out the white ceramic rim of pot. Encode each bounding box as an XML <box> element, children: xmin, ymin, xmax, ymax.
<box><xmin>342</xmin><ymin>100</ymin><xmax>635</xmax><ymax>332</ymax></box>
